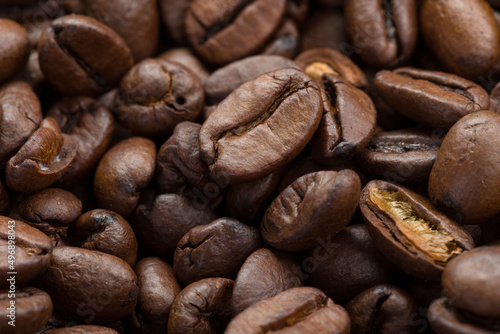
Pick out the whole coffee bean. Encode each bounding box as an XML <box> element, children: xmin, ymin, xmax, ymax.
<box><xmin>10</xmin><ymin>188</ymin><xmax>82</xmax><ymax>246</ymax></box>
<box><xmin>374</xmin><ymin>68</ymin><xmax>490</xmax><ymax>128</ymax></box>
<box><xmin>0</xmin><ymin>181</ymin><xmax>8</xmax><ymax>216</ymax></box>
<box><xmin>63</xmin><ymin>0</ymin><xmax>159</xmax><ymax>62</ymax></box>
<box><xmin>420</xmin><ymin>0</ymin><xmax>499</xmax><ymax>79</ymax></box>
<box><xmin>38</xmin><ymin>14</ymin><xmax>134</xmax><ymax>97</ymax></box>
<box><xmin>159</xmin><ymin>48</ymin><xmax>210</xmax><ymax>85</ymax></box>
<box><xmin>0</xmin><ymin>287</ymin><xmax>53</xmax><ymax>334</ymax></box>
<box><xmin>309</xmin><ymin>74</ymin><xmax>377</xmax><ymax>165</ymax></box>
<box><xmin>133</xmin><ymin>193</ymin><xmax>218</xmax><ymax>258</ymax></box>
<box><xmin>295</xmin><ymin>48</ymin><xmax>367</xmax><ymax>89</ymax></box>
<box><xmin>346</xmin><ymin>285</ymin><xmax>419</xmax><ymax>334</ymax></box>
<box><xmin>261</xmin><ymin>19</ymin><xmax>300</xmax><ymax>59</ymax></box>
<box><xmin>429</xmin><ymin>111</ymin><xmax>500</xmax><ymax>225</ymax></box>
<box><xmin>345</xmin><ymin>0</ymin><xmax>418</xmax><ymax>68</ymax></box>
<box><xmin>6</xmin><ymin>117</ymin><xmax>79</xmax><ymax>193</ymax></box>
<box><xmin>185</xmin><ymin>0</ymin><xmax>286</xmax><ymax>66</ymax></box>
<box><xmin>0</xmin><ymin>19</ymin><xmax>30</xmax><ymax>83</ymax></box>
<box><xmin>231</xmin><ymin>248</ymin><xmax>303</xmax><ymax>315</ymax></box>
<box><xmin>168</xmin><ymin>277</ymin><xmax>234</xmax><ymax>334</ymax></box>
<box><xmin>357</xmin><ymin>128</ymin><xmax>443</xmax><ymax>184</ymax></box>
<box><xmin>300</xmin><ymin>10</ymin><xmax>349</xmax><ymax>52</ymax></box>
<box><xmin>174</xmin><ymin>218</ymin><xmax>261</xmax><ymax>285</ymax></box>
<box><xmin>94</xmin><ymin>137</ymin><xmax>156</xmax><ymax>217</ymax></box>
<box><xmin>73</xmin><ymin>209</ymin><xmax>138</xmax><ymax>267</ymax></box>
<box><xmin>359</xmin><ymin>180</ymin><xmax>474</xmax><ymax>280</ymax></box>
<box><xmin>307</xmin><ymin>225</ymin><xmax>397</xmax><ymax>304</ymax></box>
<box><xmin>0</xmin><ymin>81</ymin><xmax>42</xmax><ymax>166</ymax></box>
<box><xmin>226</xmin><ymin>287</ymin><xmax>350</xmax><ymax>334</ymax></box>
<box><xmin>128</xmin><ymin>257</ymin><xmax>181</xmax><ymax>334</ymax></box>
<box><xmin>48</xmin><ymin>325</ymin><xmax>119</xmax><ymax>333</ymax></box>
<box><xmin>262</xmin><ymin>169</ymin><xmax>361</xmax><ymax>251</ymax></box>
<box><xmin>199</xmin><ymin>68</ymin><xmax>323</xmax><ymax>184</ymax></box>
<box><xmin>0</xmin><ymin>216</ymin><xmax>52</xmax><ymax>286</ymax></box>
<box><xmin>204</xmin><ymin>55</ymin><xmax>299</xmax><ymax>105</ymax></box>
<box><xmin>47</xmin><ymin>96</ymin><xmax>114</xmax><ymax>187</ymax></box>
<box><xmin>159</xmin><ymin>0</ymin><xmax>191</xmax><ymax>45</ymax></box>
<box><xmin>35</xmin><ymin>246</ymin><xmax>138</xmax><ymax>324</ymax></box>
<box><xmin>114</xmin><ymin>59</ymin><xmax>204</xmax><ymax>137</ymax></box>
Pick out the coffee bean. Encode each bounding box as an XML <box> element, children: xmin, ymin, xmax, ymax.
<box><xmin>226</xmin><ymin>287</ymin><xmax>351</xmax><ymax>334</ymax></box>
<box><xmin>48</xmin><ymin>325</ymin><xmax>120</xmax><ymax>333</ymax></box>
<box><xmin>159</xmin><ymin>0</ymin><xmax>191</xmax><ymax>45</ymax></box>
<box><xmin>300</xmin><ymin>10</ymin><xmax>349</xmax><ymax>52</ymax></box>
<box><xmin>0</xmin><ymin>19</ymin><xmax>30</xmax><ymax>83</ymax></box>
<box><xmin>261</xmin><ymin>170</ymin><xmax>361</xmax><ymax>251</ymax></box>
<box><xmin>199</xmin><ymin>68</ymin><xmax>323</xmax><ymax>184</ymax></box>
<box><xmin>285</xmin><ymin>0</ymin><xmax>310</xmax><ymax>26</ymax></box>
<box><xmin>360</xmin><ymin>180</ymin><xmax>474</xmax><ymax>280</ymax></box>
<box><xmin>159</xmin><ymin>48</ymin><xmax>211</xmax><ymax>85</ymax></box>
<box><xmin>261</xmin><ymin>19</ymin><xmax>300</xmax><ymax>59</ymax></box>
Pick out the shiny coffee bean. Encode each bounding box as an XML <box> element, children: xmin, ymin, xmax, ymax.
<box><xmin>226</xmin><ymin>287</ymin><xmax>351</xmax><ymax>334</ymax></box>
<box><xmin>360</xmin><ymin>180</ymin><xmax>474</xmax><ymax>280</ymax></box>
<box><xmin>261</xmin><ymin>170</ymin><xmax>361</xmax><ymax>251</ymax></box>
<box><xmin>345</xmin><ymin>0</ymin><xmax>418</xmax><ymax>68</ymax></box>
<box><xmin>114</xmin><ymin>59</ymin><xmax>204</xmax><ymax>137</ymax></box>
<box><xmin>231</xmin><ymin>248</ymin><xmax>303</xmax><ymax>315</ymax></box>
<box><xmin>204</xmin><ymin>55</ymin><xmax>299</xmax><ymax>105</ymax></box>
<box><xmin>300</xmin><ymin>10</ymin><xmax>349</xmax><ymax>52</ymax></box>
<box><xmin>159</xmin><ymin>48</ymin><xmax>211</xmax><ymax>85</ymax></box>
<box><xmin>6</xmin><ymin>117</ymin><xmax>79</xmax><ymax>193</ymax></box>
<box><xmin>309</xmin><ymin>73</ymin><xmax>377</xmax><ymax>165</ymax></box>
<box><xmin>94</xmin><ymin>137</ymin><xmax>156</xmax><ymax>217</ymax></box>
<box><xmin>47</xmin><ymin>96</ymin><xmax>114</xmax><ymax>187</ymax></box>
<box><xmin>0</xmin><ymin>287</ymin><xmax>53</xmax><ymax>334</ymax></box>
<box><xmin>199</xmin><ymin>68</ymin><xmax>323</xmax><ymax>184</ymax></box>
<box><xmin>374</xmin><ymin>68</ymin><xmax>490</xmax><ymax>128</ymax></box>
<box><xmin>357</xmin><ymin>128</ymin><xmax>443</xmax><ymax>184</ymax></box>
<box><xmin>185</xmin><ymin>0</ymin><xmax>286</xmax><ymax>66</ymax></box>
<box><xmin>307</xmin><ymin>225</ymin><xmax>398</xmax><ymax>304</ymax></box>
<box><xmin>0</xmin><ymin>19</ymin><xmax>30</xmax><ymax>83</ymax></box>
<box><xmin>429</xmin><ymin>111</ymin><xmax>500</xmax><ymax>225</ymax></box>
<box><xmin>10</xmin><ymin>188</ymin><xmax>82</xmax><ymax>246</ymax></box>
<box><xmin>168</xmin><ymin>278</ymin><xmax>234</xmax><ymax>334</ymax></box>
<box><xmin>420</xmin><ymin>0</ymin><xmax>499</xmax><ymax>79</ymax></box>
<box><xmin>346</xmin><ymin>285</ymin><xmax>419</xmax><ymax>334</ymax></box>
<box><xmin>35</xmin><ymin>246</ymin><xmax>138</xmax><ymax>324</ymax></box>
<box><xmin>174</xmin><ymin>217</ymin><xmax>261</xmax><ymax>285</ymax></box>
<box><xmin>0</xmin><ymin>216</ymin><xmax>52</xmax><ymax>286</ymax></box>
<box><xmin>261</xmin><ymin>19</ymin><xmax>300</xmax><ymax>59</ymax></box>
<box><xmin>73</xmin><ymin>209</ymin><xmax>138</xmax><ymax>267</ymax></box>
<box><xmin>38</xmin><ymin>15</ymin><xmax>134</xmax><ymax>96</ymax></box>
<box><xmin>0</xmin><ymin>81</ymin><xmax>42</xmax><ymax>166</ymax></box>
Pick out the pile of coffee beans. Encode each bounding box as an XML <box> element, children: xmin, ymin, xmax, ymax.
<box><xmin>1</xmin><ymin>0</ymin><xmax>500</xmax><ymax>333</ymax></box>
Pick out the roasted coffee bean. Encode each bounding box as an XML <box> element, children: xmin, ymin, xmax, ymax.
<box><xmin>73</xmin><ymin>209</ymin><xmax>138</xmax><ymax>267</ymax></box>
<box><xmin>420</xmin><ymin>0</ymin><xmax>499</xmax><ymax>79</ymax></box>
<box><xmin>159</xmin><ymin>0</ymin><xmax>191</xmax><ymax>45</ymax></box>
<box><xmin>300</xmin><ymin>10</ymin><xmax>349</xmax><ymax>52</ymax></box>
<box><xmin>114</xmin><ymin>59</ymin><xmax>204</xmax><ymax>137</ymax></box>
<box><xmin>185</xmin><ymin>0</ymin><xmax>286</xmax><ymax>66</ymax></box>
<box><xmin>204</xmin><ymin>55</ymin><xmax>299</xmax><ymax>105</ymax></box>
<box><xmin>285</xmin><ymin>0</ymin><xmax>310</xmax><ymax>26</ymax></box>
<box><xmin>174</xmin><ymin>218</ymin><xmax>261</xmax><ymax>285</ymax></box>
<box><xmin>0</xmin><ymin>19</ymin><xmax>30</xmax><ymax>83</ymax></box>
<box><xmin>0</xmin><ymin>287</ymin><xmax>53</xmax><ymax>334</ymax></box>
<box><xmin>35</xmin><ymin>246</ymin><xmax>138</xmax><ymax>324</ymax></box>
<box><xmin>47</xmin><ymin>96</ymin><xmax>114</xmax><ymax>187</ymax></box>
<box><xmin>307</xmin><ymin>225</ymin><xmax>398</xmax><ymax>304</ymax></box>
<box><xmin>346</xmin><ymin>285</ymin><xmax>419</xmax><ymax>334</ymax></box>
<box><xmin>38</xmin><ymin>15</ymin><xmax>134</xmax><ymax>96</ymax></box>
<box><xmin>261</xmin><ymin>19</ymin><xmax>300</xmax><ymax>59</ymax></box>
<box><xmin>0</xmin><ymin>216</ymin><xmax>52</xmax><ymax>286</ymax></box>
<box><xmin>10</xmin><ymin>188</ymin><xmax>82</xmax><ymax>246</ymax></box>
<box><xmin>6</xmin><ymin>117</ymin><xmax>79</xmax><ymax>193</ymax></box>
<box><xmin>429</xmin><ymin>111</ymin><xmax>500</xmax><ymax>225</ymax></box>
<box><xmin>127</xmin><ymin>257</ymin><xmax>181</xmax><ymax>334</ymax></box>
<box><xmin>159</xmin><ymin>48</ymin><xmax>211</xmax><ymax>85</ymax></box>
<box><xmin>133</xmin><ymin>193</ymin><xmax>218</xmax><ymax>258</ymax></box>
<box><xmin>199</xmin><ymin>68</ymin><xmax>323</xmax><ymax>184</ymax></box>
<box><xmin>226</xmin><ymin>287</ymin><xmax>350</xmax><ymax>334</ymax></box>
<box><xmin>309</xmin><ymin>73</ymin><xmax>377</xmax><ymax>165</ymax></box>
<box><xmin>357</xmin><ymin>128</ymin><xmax>443</xmax><ymax>184</ymax></box>
<box><xmin>48</xmin><ymin>325</ymin><xmax>119</xmax><ymax>334</ymax></box>
<box><xmin>261</xmin><ymin>170</ymin><xmax>361</xmax><ymax>251</ymax></box>
<box><xmin>63</xmin><ymin>0</ymin><xmax>159</xmax><ymax>62</ymax></box>
<box><xmin>94</xmin><ymin>137</ymin><xmax>156</xmax><ymax>217</ymax></box>
<box><xmin>231</xmin><ymin>248</ymin><xmax>303</xmax><ymax>315</ymax></box>
<box><xmin>345</xmin><ymin>0</ymin><xmax>418</xmax><ymax>68</ymax></box>
<box><xmin>0</xmin><ymin>81</ymin><xmax>42</xmax><ymax>166</ymax></box>
<box><xmin>168</xmin><ymin>277</ymin><xmax>234</xmax><ymax>334</ymax></box>
<box><xmin>360</xmin><ymin>180</ymin><xmax>474</xmax><ymax>280</ymax></box>
<box><xmin>13</xmin><ymin>51</ymin><xmax>47</xmax><ymax>95</ymax></box>
<box><xmin>374</xmin><ymin>68</ymin><xmax>490</xmax><ymax>128</ymax></box>
<box><xmin>295</xmin><ymin>48</ymin><xmax>367</xmax><ymax>89</ymax></box>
